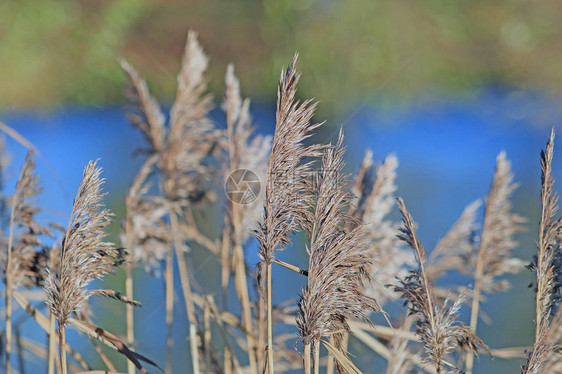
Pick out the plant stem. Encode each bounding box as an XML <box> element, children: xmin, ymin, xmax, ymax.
<box><xmin>5</xmin><ymin>284</ymin><xmax>12</xmax><ymax>374</ymax></box>
<box><xmin>125</xmin><ymin>260</ymin><xmax>135</xmax><ymax>374</ymax></box>
<box><xmin>303</xmin><ymin>343</ymin><xmax>311</xmax><ymax>374</ymax></box>
<box><xmin>48</xmin><ymin>313</ymin><xmax>56</xmax><ymax>374</ymax></box>
<box><xmin>466</xmin><ymin>282</ymin><xmax>481</xmax><ymax>372</ymax></box>
<box><xmin>313</xmin><ymin>340</ymin><xmax>320</xmax><ymax>374</ymax></box>
<box><xmin>165</xmin><ymin>243</ymin><xmax>174</xmax><ymax>374</ymax></box>
<box><xmin>5</xmin><ymin>177</ymin><xmax>17</xmax><ymax>374</ymax></box>
<box><xmin>257</xmin><ymin>265</ymin><xmax>266</xmax><ymax>374</ymax></box>
<box><xmin>59</xmin><ymin>324</ymin><xmax>67</xmax><ymax>374</ymax></box>
<box><xmin>170</xmin><ymin>209</ymin><xmax>200</xmax><ymax>374</ymax></box>
<box><xmin>272</xmin><ymin>258</ymin><xmax>308</xmax><ymax>276</ymax></box>
<box><xmin>267</xmin><ymin>262</ymin><xmax>274</xmax><ymax>374</ymax></box>
<box><xmin>233</xmin><ymin>240</ymin><xmax>258</xmax><ymax>373</ymax></box>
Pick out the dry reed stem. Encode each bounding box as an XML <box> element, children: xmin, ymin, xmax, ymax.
<box><xmin>48</xmin><ymin>313</ymin><xmax>56</xmax><ymax>374</ymax></box>
<box><xmin>522</xmin><ymin>129</ymin><xmax>562</xmax><ymax>373</ymax></box>
<box><xmin>304</xmin><ymin>343</ymin><xmax>311</xmax><ymax>374</ymax></box>
<box><xmin>313</xmin><ymin>340</ymin><xmax>320</xmax><ymax>374</ymax></box>
<box><xmin>124</xmin><ymin>31</ymin><xmax>220</xmax><ymax>373</ymax></box>
<box><xmin>169</xmin><ymin>207</ymin><xmax>200</xmax><ymax>374</ymax></box>
<box><xmin>256</xmin><ymin>53</ymin><xmax>324</xmax><ymax>373</ymax></box>
<box><xmin>13</xmin><ymin>291</ymin><xmax>89</xmax><ymax>370</ymax></box>
<box><xmin>125</xmin><ymin>260</ymin><xmax>134</xmax><ymax>374</ymax></box>
<box><xmin>467</xmin><ymin>152</ymin><xmax>524</xmax><ymax>373</ymax></box>
<box><xmin>5</xmin><ymin>151</ymin><xmax>48</xmax><ymax>374</ymax></box>
<box><xmin>297</xmin><ymin>132</ymin><xmax>379</xmax><ymax>359</ymax></box>
<box><xmin>165</xmin><ymin>245</ymin><xmax>174</xmax><ymax>373</ymax></box>
<box><xmin>59</xmin><ymin>323</ymin><xmax>67</xmax><ymax>374</ymax></box>
<box><xmin>224</xmin><ymin>64</ymin><xmax>261</xmax><ymax>374</ymax></box>
<box><xmin>44</xmin><ymin>160</ymin><xmax>140</xmax><ymax>373</ymax></box>
<box><xmin>394</xmin><ymin>198</ymin><xmax>487</xmax><ymax>373</ymax></box>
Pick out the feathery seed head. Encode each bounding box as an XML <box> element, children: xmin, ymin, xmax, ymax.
<box><xmin>256</xmin><ymin>54</ymin><xmax>324</xmax><ymax>268</ymax></box>
<box><xmin>44</xmin><ymin>160</ymin><xmax>124</xmax><ymax>327</ymax></box>
<box><xmin>297</xmin><ymin>131</ymin><xmax>380</xmax><ymax>346</ymax></box>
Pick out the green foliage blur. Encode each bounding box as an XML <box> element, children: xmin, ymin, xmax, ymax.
<box><xmin>2</xmin><ymin>0</ymin><xmax>562</xmax><ymax>114</ymax></box>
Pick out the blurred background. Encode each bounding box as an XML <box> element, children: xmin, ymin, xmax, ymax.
<box><xmin>2</xmin><ymin>0</ymin><xmax>562</xmax><ymax>373</ymax></box>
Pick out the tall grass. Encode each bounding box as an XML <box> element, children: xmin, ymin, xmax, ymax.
<box><xmin>1</xmin><ymin>31</ymin><xmax>561</xmax><ymax>374</ymax></box>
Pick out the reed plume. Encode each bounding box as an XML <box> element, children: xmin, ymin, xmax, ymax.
<box><xmin>123</xmin><ymin>30</ymin><xmax>222</xmax><ymax>374</ymax></box>
<box><xmin>3</xmin><ymin>151</ymin><xmax>50</xmax><ymax>373</ymax></box>
<box><xmin>466</xmin><ymin>151</ymin><xmax>525</xmax><ymax>372</ymax></box>
<box><xmin>393</xmin><ymin>197</ymin><xmax>487</xmax><ymax>373</ymax></box>
<box><xmin>122</xmin><ymin>155</ymin><xmax>170</xmax><ymax>274</ymax></box>
<box><xmin>297</xmin><ymin>131</ymin><xmax>380</xmax><ymax>373</ymax></box>
<box><xmin>44</xmin><ymin>160</ymin><xmax>132</xmax><ymax>373</ymax></box>
<box><xmin>255</xmin><ymin>53</ymin><xmax>324</xmax><ymax>372</ymax></box>
<box><xmin>428</xmin><ymin>199</ymin><xmax>481</xmax><ymax>282</ymax></box>
<box><xmin>352</xmin><ymin>151</ymin><xmax>414</xmax><ymax>305</ymax></box>
<box><xmin>522</xmin><ymin>129</ymin><xmax>562</xmax><ymax>374</ymax></box>
<box><xmin>223</xmin><ymin>63</ymin><xmax>272</xmax><ymax>374</ymax></box>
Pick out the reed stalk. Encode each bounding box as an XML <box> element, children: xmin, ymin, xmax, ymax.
<box><xmin>169</xmin><ymin>207</ymin><xmax>200</xmax><ymax>374</ymax></box>
<box><xmin>48</xmin><ymin>313</ymin><xmax>56</xmax><ymax>374</ymax></box>
<box><xmin>125</xmin><ymin>260</ymin><xmax>135</xmax><ymax>374</ymax></box>
<box><xmin>303</xmin><ymin>343</ymin><xmax>311</xmax><ymax>374</ymax></box>
<box><xmin>165</xmin><ymin>244</ymin><xmax>174</xmax><ymax>373</ymax></box>
<box><xmin>267</xmin><ymin>263</ymin><xmax>274</xmax><ymax>374</ymax></box>
<box><xmin>313</xmin><ymin>340</ymin><xmax>320</xmax><ymax>374</ymax></box>
<box><xmin>59</xmin><ymin>324</ymin><xmax>67</xmax><ymax>374</ymax></box>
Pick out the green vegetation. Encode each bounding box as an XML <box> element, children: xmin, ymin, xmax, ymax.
<box><xmin>2</xmin><ymin>0</ymin><xmax>562</xmax><ymax>113</ymax></box>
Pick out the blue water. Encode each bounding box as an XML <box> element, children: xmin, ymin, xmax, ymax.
<box><xmin>1</xmin><ymin>89</ymin><xmax>560</xmax><ymax>373</ymax></box>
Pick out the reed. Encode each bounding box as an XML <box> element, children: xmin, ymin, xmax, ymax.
<box><xmin>3</xmin><ymin>31</ymin><xmax>562</xmax><ymax>374</ymax></box>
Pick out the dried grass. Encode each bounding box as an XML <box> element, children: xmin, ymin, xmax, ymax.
<box><xmin>2</xmin><ymin>31</ymin><xmax>562</xmax><ymax>374</ymax></box>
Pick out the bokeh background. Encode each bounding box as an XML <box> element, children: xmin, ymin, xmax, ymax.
<box><xmin>2</xmin><ymin>1</ymin><xmax>562</xmax><ymax>373</ymax></box>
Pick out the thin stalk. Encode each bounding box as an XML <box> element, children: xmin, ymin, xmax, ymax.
<box><xmin>466</xmin><ymin>282</ymin><xmax>481</xmax><ymax>372</ymax></box>
<box><xmin>170</xmin><ymin>209</ymin><xmax>200</xmax><ymax>374</ymax></box>
<box><xmin>220</xmin><ymin>227</ymin><xmax>230</xmax><ymax>308</ymax></box>
<box><xmin>59</xmin><ymin>325</ymin><xmax>67</xmax><ymax>374</ymax></box>
<box><xmin>233</xmin><ymin>240</ymin><xmax>258</xmax><ymax>374</ymax></box>
<box><xmin>5</xmin><ymin>286</ymin><xmax>12</xmax><ymax>374</ymax></box>
<box><xmin>165</xmin><ymin>244</ymin><xmax>174</xmax><ymax>374</ymax></box>
<box><xmin>267</xmin><ymin>262</ymin><xmax>274</xmax><ymax>374</ymax></box>
<box><xmin>226</xmin><ymin>96</ymin><xmax>258</xmax><ymax>374</ymax></box>
<box><xmin>257</xmin><ymin>266</ymin><xmax>266</xmax><ymax>374</ymax></box>
<box><xmin>466</xmin><ymin>197</ymin><xmax>494</xmax><ymax>374</ymax></box>
<box><xmin>48</xmin><ymin>313</ymin><xmax>56</xmax><ymax>374</ymax></box>
<box><xmin>125</xmin><ymin>260</ymin><xmax>135</xmax><ymax>374</ymax></box>
<box><xmin>272</xmin><ymin>259</ymin><xmax>308</xmax><ymax>276</ymax></box>
<box><xmin>303</xmin><ymin>343</ymin><xmax>311</xmax><ymax>374</ymax></box>
<box><xmin>313</xmin><ymin>340</ymin><xmax>320</xmax><ymax>374</ymax></box>
<box><xmin>5</xmin><ymin>175</ymin><xmax>17</xmax><ymax>374</ymax></box>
